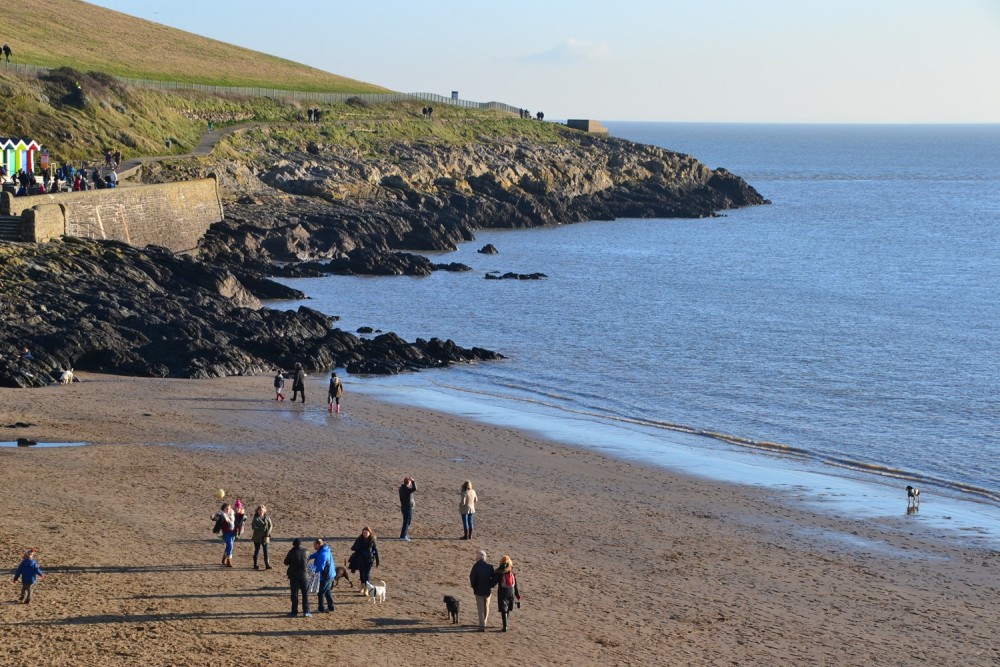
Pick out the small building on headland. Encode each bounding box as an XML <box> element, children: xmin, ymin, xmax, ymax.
<box><xmin>0</xmin><ymin>137</ymin><xmax>42</xmax><ymax>174</ymax></box>
<box><xmin>566</xmin><ymin>119</ymin><xmax>609</xmax><ymax>134</ymax></box>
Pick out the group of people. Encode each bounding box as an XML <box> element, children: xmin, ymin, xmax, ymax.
<box><xmin>273</xmin><ymin>365</ymin><xmax>343</xmax><ymax>413</ymax></box>
<box><xmin>103</xmin><ymin>149</ymin><xmax>123</xmax><ymax>170</ymax></box>
<box><xmin>518</xmin><ymin>108</ymin><xmax>544</xmax><ymax>121</ymax></box>
<box><xmin>3</xmin><ymin>162</ymin><xmax>120</xmax><ymax>196</ymax></box>
<box><xmin>421</xmin><ymin>106</ymin><xmax>434</xmax><ymax>118</ymax></box>
<box><xmin>470</xmin><ymin>550</ymin><xmax>521</xmax><ymax>632</ymax></box>
<box><xmin>201</xmin><ymin>475</ymin><xmax>517</xmax><ymax>630</ymax></box>
<box><xmin>305</xmin><ymin>108</ymin><xmax>323</xmax><ymax>123</ymax></box>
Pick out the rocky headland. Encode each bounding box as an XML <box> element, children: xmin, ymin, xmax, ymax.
<box><xmin>1</xmin><ymin>119</ymin><xmax>767</xmax><ymax>387</ymax></box>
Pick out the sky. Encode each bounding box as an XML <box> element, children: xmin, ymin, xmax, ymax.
<box><xmin>87</xmin><ymin>0</ymin><xmax>1000</xmax><ymax>123</ymax></box>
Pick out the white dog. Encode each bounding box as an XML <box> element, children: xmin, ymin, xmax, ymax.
<box><xmin>58</xmin><ymin>369</ymin><xmax>74</xmax><ymax>385</ymax></box>
<box><xmin>364</xmin><ymin>579</ymin><xmax>387</xmax><ymax>604</ymax></box>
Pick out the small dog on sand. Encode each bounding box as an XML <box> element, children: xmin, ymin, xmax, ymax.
<box><xmin>906</xmin><ymin>485</ymin><xmax>920</xmax><ymax>507</ymax></box>
<box><xmin>58</xmin><ymin>369</ymin><xmax>74</xmax><ymax>385</ymax></box>
<box><xmin>332</xmin><ymin>565</ymin><xmax>353</xmax><ymax>588</ymax></box>
<box><xmin>364</xmin><ymin>579</ymin><xmax>387</xmax><ymax>604</ymax></box>
<box><xmin>443</xmin><ymin>595</ymin><xmax>460</xmax><ymax>623</ymax></box>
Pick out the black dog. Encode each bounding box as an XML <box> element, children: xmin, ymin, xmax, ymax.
<box><xmin>443</xmin><ymin>595</ymin><xmax>460</xmax><ymax>623</ymax></box>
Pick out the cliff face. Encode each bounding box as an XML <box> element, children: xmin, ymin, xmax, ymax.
<box><xmin>198</xmin><ymin>130</ymin><xmax>768</xmax><ymax>271</ymax></box>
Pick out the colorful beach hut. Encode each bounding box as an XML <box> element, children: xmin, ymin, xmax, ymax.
<box><xmin>0</xmin><ymin>137</ymin><xmax>42</xmax><ymax>175</ymax></box>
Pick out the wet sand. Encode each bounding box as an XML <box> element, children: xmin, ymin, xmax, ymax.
<box><xmin>1</xmin><ymin>374</ymin><xmax>998</xmax><ymax>666</ymax></box>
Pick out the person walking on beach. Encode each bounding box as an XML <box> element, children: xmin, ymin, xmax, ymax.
<box><xmin>327</xmin><ymin>371</ymin><xmax>343</xmax><ymax>413</ymax></box>
<box><xmin>212</xmin><ymin>503</ymin><xmax>236</xmax><ymax>567</ymax></box>
<box><xmin>398</xmin><ymin>477</ymin><xmax>416</xmax><ymax>540</ymax></box>
<box><xmin>284</xmin><ymin>538</ymin><xmax>311</xmax><ymax>617</ymax></box>
<box><xmin>349</xmin><ymin>526</ymin><xmax>379</xmax><ymax>587</ymax></box>
<box><xmin>308</xmin><ymin>538</ymin><xmax>335</xmax><ymax>612</ymax></box>
<box><xmin>469</xmin><ymin>549</ymin><xmax>496</xmax><ymax>631</ymax></box>
<box><xmin>251</xmin><ymin>504</ymin><xmax>272</xmax><ymax>570</ymax></box>
<box><xmin>291</xmin><ymin>363</ymin><xmax>306</xmax><ymax>403</ymax></box>
<box><xmin>11</xmin><ymin>548</ymin><xmax>44</xmax><ymax>604</ymax></box>
<box><xmin>273</xmin><ymin>371</ymin><xmax>285</xmax><ymax>401</ymax></box>
<box><xmin>494</xmin><ymin>555</ymin><xmax>522</xmax><ymax>632</ymax></box>
<box><xmin>460</xmin><ymin>480</ymin><xmax>477</xmax><ymax>540</ymax></box>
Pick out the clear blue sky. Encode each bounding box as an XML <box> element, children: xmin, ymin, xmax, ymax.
<box><xmin>88</xmin><ymin>0</ymin><xmax>1000</xmax><ymax>123</ymax></box>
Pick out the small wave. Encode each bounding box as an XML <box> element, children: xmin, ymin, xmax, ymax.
<box><xmin>426</xmin><ymin>379</ymin><xmax>1000</xmax><ymax>505</ymax></box>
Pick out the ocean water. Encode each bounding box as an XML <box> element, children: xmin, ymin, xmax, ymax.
<box><xmin>273</xmin><ymin>123</ymin><xmax>1000</xmax><ymax>545</ymax></box>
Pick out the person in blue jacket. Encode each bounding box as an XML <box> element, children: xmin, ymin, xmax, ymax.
<box><xmin>308</xmin><ymin>538</ymin><xmax>335</xmax><ymax>612</ymax></box>
<box><xmin>11</xmin><ymin>549</ymin><xmax>45</xmax><ymax>603</ymax></box>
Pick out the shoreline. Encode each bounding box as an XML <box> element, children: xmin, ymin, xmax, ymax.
<box><xmin>2</xmin><ymin>374</ymin><xmax>999</xmax><ymax>665</ymax></box>
<box><xmin>350</xmin><ymin>371</ymin><xmax>1000</xmax><ymax>552</ymax></box>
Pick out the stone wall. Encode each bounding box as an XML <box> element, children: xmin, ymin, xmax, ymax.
<box><xmin>1</xmin><ymin>177</ymin><xmax>223</xmax><ymax>253</ymax></box>
<box><xmin>24</xmin><ymin>203</ymin><xmax>66</xmax><ymax>243</ymax></box>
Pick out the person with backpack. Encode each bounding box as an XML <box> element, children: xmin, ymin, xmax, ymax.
<box><xmin>494</xmin><ymin>555</ymin><xmax>522</xmax><ymax>632</ymax></box>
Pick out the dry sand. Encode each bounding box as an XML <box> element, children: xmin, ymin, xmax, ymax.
<box><xmin>0</xmin><ymin>374</ymin><xmax>998</xmax><ymax>666</ymax></box>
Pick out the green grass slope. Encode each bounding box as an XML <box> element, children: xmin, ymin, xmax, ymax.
<box><xmin>4</xmin><ymin>0</ymin><xmax>389</xmax><ymax>93</ymax></box>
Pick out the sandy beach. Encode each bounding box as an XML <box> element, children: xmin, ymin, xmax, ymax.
<box><xmin>1</xmin><ymin>373</ymin><xmax>998</xmax><ymax>666</ymax></box>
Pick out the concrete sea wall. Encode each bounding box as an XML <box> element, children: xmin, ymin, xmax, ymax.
<box><xmin>1</xmin><ymin>176</ymin><xmax>223</xmax><ymax>253</ymax></box>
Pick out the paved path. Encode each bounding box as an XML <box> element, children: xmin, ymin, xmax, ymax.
<box><xmin>116</xmin><ymin>122</ymin><xmax>261</xmax><ymax>182</ymax></box>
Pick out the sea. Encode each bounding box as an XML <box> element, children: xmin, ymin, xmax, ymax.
<box><xmin>273</xmin><ymin>123</ymin><xmax>1000</xmax><ymax>549</ymax></box>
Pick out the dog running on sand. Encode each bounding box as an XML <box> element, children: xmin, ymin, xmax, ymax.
<box><xmin>443</xmin><ymin>595</ymin><xmax>460</xmax><ymax>623</ymax></box>
<box><xmin>906</xmin><ymin>485</ymin><xmax>920</xmax><ymax>508</ymax></box>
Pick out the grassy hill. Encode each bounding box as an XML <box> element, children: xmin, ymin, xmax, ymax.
<box><xmin>4</xmin><ymin>0</ymin><xmax>389</xmax><ymax>93</ymax></box>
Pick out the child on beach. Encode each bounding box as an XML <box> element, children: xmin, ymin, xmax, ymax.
<box><xmin>233</xmin><ymin>499</ymin><xmax>247</xmax><ymax>538</ymax></box>
<box><xmin>11</xmin><ymin>548</ymin><xmax>44</xmax><ymax>603</ymax></box>
<box><xmin>274</xmin><ymin>371</ymin><xmax>285</xmax><ymax>401</ymax></box>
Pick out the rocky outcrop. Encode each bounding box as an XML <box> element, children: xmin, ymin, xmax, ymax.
<box><xmin>0</xmin><ymin>239</ymin><xmax>502</xmax><ymax>388</ymax></box>
<box><xmin>485</xmin><ymin>271</ymin><xmax>547</xmax><ymax>280</ymax></box>
<box><xmin>478</xmin><ymin>244</ymin><xmax>499</xmax><ymax>255</ymax></box>
<box><xmin>197</xmin><ymin>129</ymin><xmax>768</xmax><ymax>274</ymax></box>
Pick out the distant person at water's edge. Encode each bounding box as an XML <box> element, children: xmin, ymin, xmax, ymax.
<box><xmin>291</xmin><ymin>363</ymin><xmax>306</xmax><ymax>403</ymax></box>
<box><xmin>327</xmin><ymin>371</ymin><xmax>343</xmax><ymax>413</ymax></box>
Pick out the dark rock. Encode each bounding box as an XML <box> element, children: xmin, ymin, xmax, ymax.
<box><xmin>485</xmin><ymin>271</ymin><xmax>547</xmax><ymax>280</ymax></box>
<box><xmin>432</xmin><ymin>262</ymin><xmax>472</xmax><ymax>272</ymax></box>
<box><xmin>16</xmin><ymin>438</ymin><xmax>37</xmax><ymax>447</ymax></box>
<box><xmin>357</xmin><ymin>326</ymin><xmax>375</xmax><ymax>334</ymax></box>
<box><xmin>478</xmin><ymin>244</ymin><xmax>499</xmax><ymax>255</ymax></box>
<box><xmin>0</xmin><ymin>240</ymin><xmax>503</xmax><ymax>387</ymax></box>
<box><xmin>327</xmin><ymin>248</ymin><xmax>434</xmax><ymax>276</ymax></box>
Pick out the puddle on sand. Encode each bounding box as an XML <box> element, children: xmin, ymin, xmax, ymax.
<box><xmin>0</xmin><ymin>441</ymin><xmax>88</xmax><ymax>448</ymax></box>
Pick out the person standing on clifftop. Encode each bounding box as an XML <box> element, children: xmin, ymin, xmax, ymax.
<box><xmin>291</xmin><ymin>363</ymin><xmax>306</xmax><ymax>403</ymax></box>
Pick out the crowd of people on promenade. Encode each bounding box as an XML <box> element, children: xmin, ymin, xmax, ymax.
<box><xmin>1</xmin><ymin>155</ymin><xmax>122</xmax><ymax>196</ymax></box>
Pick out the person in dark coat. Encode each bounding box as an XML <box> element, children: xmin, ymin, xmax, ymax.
<box><xmin>291</xmin><ymin>362</ymin><xmax>306</xmax><ymax>403</ymax></box>
<box><xmin>327</xmin><ymin>371</ymin><xmax>343</xmax><ymax>413</ymax></box>
<box><xmin>469</xmin><ymin>549</ymin><xmax>497</xmax><ymax>631</ymax></box>
<box><xmin>349</xmin><ymin>526</ymin><xmax>379</xmax><ymax>586</ymax></box>
<box><xmin>494</xmin><ymin>555</ymin><xmax>522</xmax><ymax>632</ymax></box>
<box><xmin>284</xmin><ymin>538</ymin><xmax>311</xmax><ymax>617</ymax></box>
<box><xmin>398</xmin><ymin>477</ymin><xmax>416</xmax><ymax>540</ymax></box>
